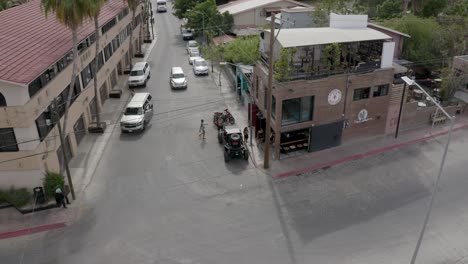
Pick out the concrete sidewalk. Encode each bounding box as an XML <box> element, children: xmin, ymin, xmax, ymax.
<box><xmin>0</xmin><ymin>35</ymin><xmax>158</xmax><ymax>239</ymax></box>
<box><xmin>212</xmin><ymin>65</ymin><xmax>468</xmax><ymax>177</ymax></box>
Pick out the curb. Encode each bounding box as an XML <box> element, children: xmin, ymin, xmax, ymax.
<box><xmin>0</xmin><ymin>222</ymin><xmax>66</xmax><ymax>240</ymax></box>
<box><xmin>275</xmin><ymin>123</ymin><xmax>468</xmax><ymax>179</ymax></box>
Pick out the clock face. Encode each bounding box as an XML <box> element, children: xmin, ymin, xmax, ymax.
<box><xmin>328</xmin><ymin>89</ymin><xmax>342</xmax><ymax>105</ymax></box>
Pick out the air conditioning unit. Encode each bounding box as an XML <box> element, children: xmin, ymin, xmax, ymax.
<box><xmin>45</xmin><ymin>119</ymin><xmax>52</xmax><ymax>126</ymax></box>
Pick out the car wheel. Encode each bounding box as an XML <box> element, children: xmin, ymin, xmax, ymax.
<box><xmin>142</xmin><ymin>122</ymin><xmax>146</xmax><ymax>131</ymax></box>
<box><xmin>244</xmin><ymin>149</ymin><xmax>249</xmax><ymax>160</ymax></box>
<box><xmin>148</xmin><ymin>73</ymin><xmax>151</xmax><ymax>79</ymax></box>
<box><xmin>224</xmin><ymin>151</ymin><xmax>230</xmax><ymax>163</ymax></box>
<box><xmin>218</xmin><ymin>134</ymin><xmax>223</xmax><ymax>144</ymax></box>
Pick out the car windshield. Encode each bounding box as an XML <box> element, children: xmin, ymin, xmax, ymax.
<box><xmin>189</xmin><ymin>42</ymin><xmax>197</xmax><ymax>47</ymax></box>
<box><xmin>157</xmin><ymin>2</ymin><xmax>165</xmax><ymax>5</ymax></box>
<box><xmin>130</xmin><ymin>70</ymin><xmax>144</xmax><ymax>76</ymax></box>
<box><xmin>125</xmin><ymin>107</ymin><xmax>142</xmax><ymax>115</ymax></box>
<box><xmin>194</xmin><ymin>60</ymin><xmax>207</xmax><ymax>66</ymax></box>
<box><xmin>172</xmin><ymin>73</ymin><xmax>185</xmax><ymax>79</ymax></box>
<box><xmin>190</xmin><ymin>51</ymin><xmax>199</xmax><ymax>57</ymax></box>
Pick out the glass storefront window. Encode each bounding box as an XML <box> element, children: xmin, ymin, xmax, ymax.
<box><xmin>282</xmin><ymin>96</ymin><xmax>314</xmax><ymax>126</ymax></box>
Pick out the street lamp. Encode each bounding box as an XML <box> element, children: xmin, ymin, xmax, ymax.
<box><xmin>401</xmin><ymin>76</ymin><xmax>456</xmax><ymax>264</ymax></box>
<box><xmin>220</xmin><ymin>61</ymin><xmax>254</xmax><ymax>146</ymax></box>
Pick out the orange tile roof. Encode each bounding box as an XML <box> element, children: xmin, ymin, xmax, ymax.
<box><xmin>0</xmin><ymin>0</ymin><xmax>127</xmax><ymax>84</ymax></box>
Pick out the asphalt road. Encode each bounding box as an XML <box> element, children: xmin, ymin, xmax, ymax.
<box><xmin>2</xmin><ymin>2</ymin><xmax>468</xmax><ymax>264</ymax></box>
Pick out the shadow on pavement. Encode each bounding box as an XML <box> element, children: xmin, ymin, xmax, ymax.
<box><xmin>273</xmin><ymin>146</ymin><xmax>433</xmax><ymax>244</ymax></box>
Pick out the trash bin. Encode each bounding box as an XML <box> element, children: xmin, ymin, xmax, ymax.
<box><xmin>33</xmin><ymin>187</ymin><xmax>46</xmax><ymax>205</ymax></box>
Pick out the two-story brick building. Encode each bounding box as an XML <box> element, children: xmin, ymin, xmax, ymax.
<box><xmin>252</xmin><ymin>23</ymin><xmax>401</xmax><ymax>158</ymax></box>
<box><xmin>0</xmin><ymin>0</ymin><xmax>143</xmax><ymax>188</ymax></box>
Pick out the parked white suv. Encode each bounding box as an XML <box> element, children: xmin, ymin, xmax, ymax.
<box><xmin>186</xmin><ymin>40</ymin><xmax>199</xmax><ymax>54</ymax></box>
<box><xmin>156</xmin><ymin>0</ymin><xmax>167</xmax><ymax>12</ymax></box>
<box><xmin>120</xmin><ymin>93</ymin><xmax>153</xmax><ymax>132</ymax></box>
<box><xmin>128</xmin><ymin>62</ymin><xmax>150</xmax><ymax>88</ymax></box>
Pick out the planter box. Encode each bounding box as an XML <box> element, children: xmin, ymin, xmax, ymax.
<box><xmin>16</xmin><ymin>200</ymin><xmax>58</xmax><ymax>214</ymax></box>
<box><xmin>144</xmin><ymin>39</ymin><xmax>152</xmax><ymax>43</ymax></box>
<box><xmin>88</xmin><ymin>122</ymin><xmax>107</xmax><ymax>133</ymax></box>
<box><xmin>134</xmin><ymin>53</ymin><xmax>144</xmax><ymax>58</ymax></box>
<box><xmin>109</xmin><ymin>89</ymin><xmax>122</xmax><ymax>98</ymax></box>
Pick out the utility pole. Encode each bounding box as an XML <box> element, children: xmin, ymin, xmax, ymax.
<box><xmin>52</xmin><ymin>97</ymin><xmax>76</xmax><ymax>200</ymax></box>
<box><xmin>264</xmin><ymin>12</ymin><xmax>275</xmax><ymax>169</ymax></box>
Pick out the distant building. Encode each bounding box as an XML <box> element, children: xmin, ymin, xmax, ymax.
<box><xmin>0</xmin><ymin>0</ymin><xmax>143</xmax><ymax>188</ymax></box>
<box><xmin>218</xmin><ymin>0</ymin><xmax>311</xmax><ymax>35</ymax></box>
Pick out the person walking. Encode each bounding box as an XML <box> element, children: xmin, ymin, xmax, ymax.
<box><xmin>243</xmin><ymin>127</ymin><xmax>249</xmax><ymax>143</ymax></box>
<box><xmin>199</xmin><ymin>119</ymin><xmax>206</xmax><ymax>140</ymax></box>
<box><xmin>55</xmin><ymin>187</ymin><xmax>67</xmax><ymax>208</ymax></box>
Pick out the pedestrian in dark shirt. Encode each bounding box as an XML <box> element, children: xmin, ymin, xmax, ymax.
<box><xmin>243</xmin><ymin>127</ymin><xmax>249</xmax><ymax>143</ymax></box>
<box><xmin>55</xmin><ymin>187</ymin><xmax>67</xmax><ymax>208</ymax></box>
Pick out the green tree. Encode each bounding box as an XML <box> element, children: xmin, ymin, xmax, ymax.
<box><xmin>444</xmin><ymin>0</ymin><xmax>468</xmax><ymax>16</ymax></box>
<box><xmin>421</xmin><ymin>0</ymin><xmax>447</xmax><ymax>17</ymax></box>
<box><xmin>186</xmin><ymin>0</ymin><xmax>233</xmax><ymax>35</ymax></box>
<box><xmin>376</xmin><ymin>0</ymin><xmax>402</xmax><ymax>19</ymax></box>
<box><xmin>381</xmin><ymin>15</ymin><xmax>443</xmax><ymax>61</ymax></box>
<box><xmin>173</xmin><ymin>0</ymin><xmax>199</xmax><ymax>19</ymax></box>
<box><xmin>41</xmin><ymin>0</ymin><xmax>89</xmax><ymax>156</ymax></box>
<box><xmin>223</xmin><ymin>36</ymin><xmax>260</xmax><ymax>64</ymax></box>
<box><xmin>324</xmin><ymin>43</ymin><xmax>341</xmax><ymax>70</ymax></box>
<box><xmin>274</xmin><ymin>48</ymin><xmax>297</xmax><ymax>82</ymax></box>
<box><xmin>123</xmin><ymin>0</ymin><xmax>140</xmax><ymax>67</ymax></box>
<box><xmin>87</xmin><ymin>0</ymin><xmax>107</xmax><ymax>127</ymax></box>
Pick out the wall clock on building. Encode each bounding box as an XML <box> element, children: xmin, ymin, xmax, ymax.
<box><xmin>328</xmin><ymin>89</ymin><xmax>342</xmax><ymax>105</ymax></box>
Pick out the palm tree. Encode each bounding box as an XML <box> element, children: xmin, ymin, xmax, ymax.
<box><xmin>41</xmin><ymin>0</ymin><xmax>89</xmax><ymax>200</ymax></box>
<box><xmin>124</xmin><ymin>0</ymin><xmax>140</xmax><ymax>69</ymax></box>
<box><xmin>87</xmin><ymin>0</ymin><xmax>107</xmax><ymax>129</ymax></box>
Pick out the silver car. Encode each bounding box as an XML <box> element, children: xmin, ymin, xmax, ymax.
<box><xmin>193</xmin><ymin>58</ymin><xmax>209</xmax><ymax>75</ymax></box>
<box><xmin>188</xmin><ymin>50</ymin><xmax>201</xmax><ymax>65</ymax></box>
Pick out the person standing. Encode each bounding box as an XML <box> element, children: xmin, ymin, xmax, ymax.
<box><xmin>199</xmin><ymin>119</ymin><xmax>206</xmax><ymax>140</ymax></box>
<box><xmin>55</xmin><ymin>187</ymin><xmax>67</xmax><ymax>208</ymax></box>
<box><xmin>243</xmin><ymin>127</ymin><xmax>249</xmax><ymax>143</ymax></box>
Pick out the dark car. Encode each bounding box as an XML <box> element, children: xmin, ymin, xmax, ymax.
<box><xmin>218</xmin><ymin>126</ymin><xmax>249</xmax><ymax>163</ymax></box>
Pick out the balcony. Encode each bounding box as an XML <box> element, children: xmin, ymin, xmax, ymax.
<box><xmin>261</xmin><ymin>40</ymin><xmax>385</xmax><ymax>82</ymax></box>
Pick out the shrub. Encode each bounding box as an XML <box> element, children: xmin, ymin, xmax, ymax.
<box><xmin>0</xmin><ymin>187</ymin><xmax>31</xmax><ymax>208</ymax></box>
<box><xmin>43</xmin><ymin>171</ymin><xmax>64</xmax><ymax>198</ymax></box>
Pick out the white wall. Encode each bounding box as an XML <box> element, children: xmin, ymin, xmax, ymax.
<box><xmin>329</xmin><ymin>13</ymin><xmax>368</xmax><ymax>29</ymax></box>
<box><xmin>0</xmin><ymin>170</ymin><xmax>43</xmax><ymax>189</ymax></box>
<box><xmin>0</xmin><ymin>81</ymin><xmax>30</xmax><ymax>106</ymax></box>
<box><xmin>282</xmin><ymin>10</ymin><xmax>315</xmax><ymax>28</ymax></box>
<box><xmin>14</xmin><ymin>125</ymin><xmax>40</xmax><ymax>151</ymax></box>
<box><xmin>381</xmin><ymin>42</ymin><xmax>395</xmax><ymax>68</ymax></box>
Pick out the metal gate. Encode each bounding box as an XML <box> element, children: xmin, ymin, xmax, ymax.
<box><xmin>309</xmin><ymin>121</ymin><xmax>343</xmax><ymax>152</ymax></box>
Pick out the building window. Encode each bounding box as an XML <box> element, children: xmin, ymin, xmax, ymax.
<box><xmin>118</xmin><ymin>8</ymin><xmax>129</xmax><ymax>21</ymax></box>
<box><xmin>36</xmin><ymin>110</ymin><xmax>53</xmax><ymax>141</ymax></box>
<box><xmin>28</xmin><ymin>77</ymin><xmax>43</xmax><ymax>97</ymax></box>
<box><xmin>101</xmin><ymin>17</ymin><xmax>117</xmax><ymax>34</ymax></box>
<box><xmin>112</xmin><ymin>36</ymin><xmax>120</xmax><ymax>52</ymax></box>
<box><xmin>263</xmin><ymin>88</ymin><xmax>267</xmax><ymax>110</ymax></box>
<box><xmin>353</xmin><ymin>87</ymin><xmax>370</xmax><ymax>101</ymax></box>
<box><xmin>104</xmin><ymin>43</ymin><xmax>113</xmax><ymax>61</ymax></box>
<box><xmin>0</xmin><ymin>92</ymin><xmax>6</xmax><ymax>106</ymax></box>
<box><xmin>81</xmin><ymin>65</ymin><xmax>93</xmax><ymax>88</ymax></box>
<box><xmin>100</xmin><ymin>82</ymin><xmax>108</xmax><ymax>103</ymax></box>
<box><xmin>97</xmin><ymin>51</ymin><xmax>105</xmax><ymax>72</ymax></box>
<box><xmin>373</xmin><ymin>84</ymin><xmax>389</xmax><ymax>97</ymax></box>
<box><xmin>0</xmin><ymin>128</ymin><xmax>19</xmax><ymax>152</ymax></box>
<box><xmin>282</xmin><ymin>96</ymin><xmax>314</xmax><ymax>126</ymax></box>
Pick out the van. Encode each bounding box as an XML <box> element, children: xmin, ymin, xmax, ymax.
<box><xmin>156</xmin><ymin>0</ymin><xmax>167</xmax><ymax>12</ymax></box>
<box><xmin>170</xmin><ymin>67</ymin><xmax>187</xmax><ymax>89</ymax></box>
<box><xmin>128</xmin><ymin>62</ymin><xmax>150</xmax><ymax>88</ymax></box>
<box><xmin>120</xmin><ymin>93</ymin><xmax>153</xmax><ymax>132</ymax></box>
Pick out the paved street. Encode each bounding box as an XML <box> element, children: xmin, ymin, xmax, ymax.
<box><xmin>2</xmin><ymin>3</ymin><xmax>468</xmax><ymax>264</ymax></box>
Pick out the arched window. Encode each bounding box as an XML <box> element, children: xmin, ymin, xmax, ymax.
<box><xmin>0</xmin><ymin>92</ymin><xmax>6</xmax><ymax>107</ymax></box>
